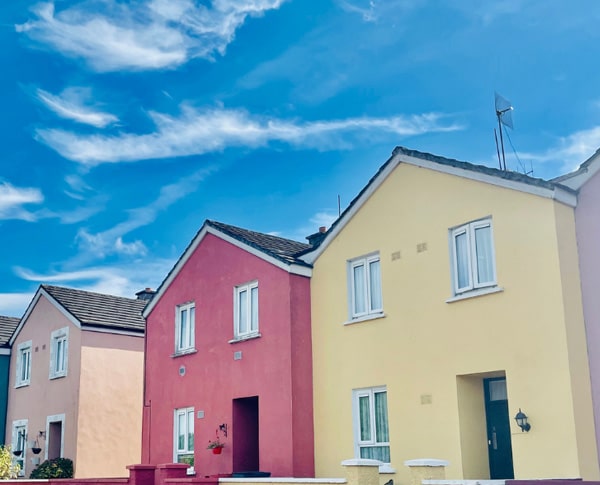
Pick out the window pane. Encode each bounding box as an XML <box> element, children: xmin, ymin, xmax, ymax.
<box><xmin>179</xmin><ymin>309</ymin><xmax>188</xmax><ymax>349</ymax></box>
<box><xmin>374</xmin><ymin>391</ymin><xmax>389</xmax><ymax>443</ymax></box>
<box><xmin>238</xmin><ymin>289</ymin><xmax>248</xmax><ymax>334</ymax></box>
<box><xmin>489</xmin><ymin>379</ymin><xmax>507</xmax><ymax>401</ymax></box>
<box><xmin>360</xmin><ymin>445</ymin><xmax>390</xmax><ymax>463</ymax></box>
<box><xmin>455</xmin><ymin>231</ymin><xmax>470</xmax><ymax>289</ymax></box>
<box><xmin>187</xmin><ymin>411</ymin><xmax>194</xmax><ymax>451</ymax></box>
<box><xmin>189</xmin><ymin>307</ymin><xmax>195</xmax><ymax>348</ymax></box>
<box><xmin>475</xmin><ymin>225</ymin><xmax>494</xmax><ymax>284</ymax></box>
<box><xmin>358</xmin><ymin>395</ymin><xmax>371</xmax><ymax>441</ymax></box>
<box><xmin>56</xmin><ymin>339</ymin><xmax>64</xmax><ymax>372</ymax></box>
<box><xmin>178</xmin><ymin>413</ymin><xmax>185</xmax><ymax>450</ymax></box>
<box><xmin>353</xmin><ymin>264</ymin><xmax>366</xmax><ymax>315</ymax></box>
<box><xmin>368</xmin><ymin>260</ymin><xmax>382</xmax><ymax>311</ymax></box>
<box><xmin>250</xmin><ymin>286</ymin><xmax>258</xmax><ymax>332</ymax></box>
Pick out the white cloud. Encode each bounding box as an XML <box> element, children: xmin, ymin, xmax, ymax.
<box><xmin>17</xmin><ymin>0</ymin><xmax>285</xmax><ymax>72</ymax></box>
<box><xmin>310</xmin><ymin>211</ymin><xmax>338</xmax><ymax>230</ymax></box>
<box><xmin>0</xmin><ymin>292</ymin><xmax>32</xmax><ymax>318</ymax></box>
<box><xmin>0</xmin><ymin>182</ymin><xmax>44</xmax><ymax>221</ymax></box>
<box><xmin>36</xmin><ymin>86</ymin><xmax>118</xmax><ymax>128</ymax></box>
<box><xmin>36</xmin><ymin>106</ymin><xmax>463</xmax><ymax>166</ymax></box>
<box><xmin>507</xmin><ymin>126</ymin><xmax>600</xmax><ymax>174</ymax></box>
<box><xmin>337</xmin><ymin>0</ymin><xmax>377</xmax><ymax>22</ymax></box>
<box><xmin>74</xmin><ymin>168</ymin><xmax>213</xmax><ymax>260</ymax></box>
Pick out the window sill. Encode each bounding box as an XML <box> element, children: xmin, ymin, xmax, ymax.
<box><xmin>229</xmin><ymin>333</ymin><xmax>261</xmax><ymax>344</ymax></box>
<box><xmin>14</xmin><ymin>382</ymin><xmax>30</xmax><ymax>389</ymax></box>
<box><xmin>343</xmin><ymin>313</ymin><xmax>386</xmax><ymax>326</ymax></box>
<box><xmin>171</xmin><ymin>348</ymin><xmax>197</xmax><ymax>358</ymax></box>
<box><xmin>379</xmin><ymin>464</ymin><xmax>396</xmax><ymax>474</ymax></box>
<box><xmin>446</xmin><ymin>286</ymin><xmax>504</xmax><ymax>303</ymax></box>
<box><xmin>49</xmin><ymin>373</ymin><xmax>67</xmax><ymax>380</ymax></box>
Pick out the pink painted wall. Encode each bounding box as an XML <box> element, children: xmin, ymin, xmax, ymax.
<box><xmin>143</xmin><ymin>233</ymin><xmax>314</xmax><ymax>478</ymax></box>
<box><xmin>576</xmin><ymin>171</ymin><xmax>600</xmax><ymax>465</ymax></box>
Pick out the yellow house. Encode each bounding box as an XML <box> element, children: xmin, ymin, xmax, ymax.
<box><xmin>301</xmin><ymin>147</ymin><xmax>598</xmax><ymax>483</ymax></box>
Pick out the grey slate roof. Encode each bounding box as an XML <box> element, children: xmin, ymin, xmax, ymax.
<box><xmin>0</xmin><ymin>316</ymin><xmax>19</xmax><ymax>348</ymax></box>
<box><xmin>42</xmin><ymin>285</ymin><xmax>146</xmax><ymax>333</ymax></box>
<box><xmin>206</xmin><ymin>220</ymin><xmax>311</xmax><ymax>267</ymax></box>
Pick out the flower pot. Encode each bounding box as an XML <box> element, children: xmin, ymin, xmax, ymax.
<box><xmin>212</xmin><ymin>447</ymin><xmax>223</xmax><ymax>455</ymax></box>
<box><xmin>13</xmin><ymin>450</ymin><xmax>22</xmax><ymax>457</ymax></box>
<box><xmin>32</xmin><ymin>447</ymin><xmax>42</xmax><ymax>455</ymax></box>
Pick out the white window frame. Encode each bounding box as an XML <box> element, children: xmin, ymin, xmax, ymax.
<box><xmin>173</xmin><ymin>408</ymin><xmax>194</xmax><ymax>466</ymax></box>
<box><xmin>450</xmin><ymin>218</ymin><xmax>497</xmax><ymax>295</ymax></box>
<box><xmin>348</xmin><ymin>254</ymin><xmax>383</xmax><ymax>320</ymax></box>
<box><xmin>49</xmin><ymin>327</ymin><xmax>69</xmax><ymax>379</ymax></box>
<box><xmin>15</xmin><ymin>340</ymin><xmax>32</xmax><ymax>388</ymax></box>
<box><xmin>45</xmin><ymin>413</ymin><xmax>66</xmax><ymax>461</ymax></box>
<box><xmin>175</xmin><ymin>303</ymin><xmax>195</xmax><ymax>353</ymax></box>
<box><xmin>234</xmin><ymin>281</ymin><xmax>259</xmax><ymax>339</ymax></box>
<box><xmin>12</xmin><ymin>419</ymin><xmax>28</xmax><ymax>477</ymax></box>
<box><xmin>352</xmin><ymin>387</ymin><xmax>390</xmax><ymax>466</ymax></box>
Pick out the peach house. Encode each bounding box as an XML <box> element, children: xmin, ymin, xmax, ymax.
<box><xmin>6</xmin><ymin>285</ymin><xmax>147</xmax><ymax>478</ymax></box>
<box><xmin>142</xmin><ymin>220</ymin><xmax>314</xmax><ymax>478</ymax></box>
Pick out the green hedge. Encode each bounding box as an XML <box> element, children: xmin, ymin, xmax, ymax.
<box><xmin>30</xmin><ymin>457</ymin><xmax>74</xmax><ymax>479</ymax></box>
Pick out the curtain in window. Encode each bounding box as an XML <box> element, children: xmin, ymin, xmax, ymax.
<box><xmin>474</xmin><ymin>225</ymin><xmax>494</xmax><ymax>284</ymax></box>
<box><xmin>187</xmin><ymin>410</ymin><xmax>194</xmax><ymax>450</ymax></box>
<box><xmin>179</xmin><ymin>309</ymin><xmax>188</xmax><ymax>349</ymax></box>
<box><xmin>359</xmin><ymin>395</ymin><xmax>371</xmax><ymax>441</ymax></box>
<box><xmin>353</xmin><ymin>264</ymin><xmax>366</xmax><ymax>314</ymax></box>
<box><xmin>368</xmin><ymin>259</ymin><xmax>382</xmax><ymax>311</ymax></box>
<box><xmin>360</xmin><ymin>445</ymin><xmax>390</xmax><ymax>462</ymax></box>
<box><xmin>455</xmin><ymin>231</ymin><xmax>470</xmax><ymax>289</ymax></box>
<box><xmin>374</xmin><ymin>391</ymin><xmax>389</xmax><ymax>443</ymax></box>
<box><xmin>177</xmin><ymin>413</ymin><xmax>185</xmax><ymax>450</ymax></box>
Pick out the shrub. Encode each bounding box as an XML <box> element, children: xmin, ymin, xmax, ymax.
<box><xmin>30</xmin><ymin>457</ymin><xmax>74</xmax><ymax>479</ymax></box>
<box><xmin>0</xmin><ymin>446</ymin><xmax>20</xmax><ymax>479</ymax></box>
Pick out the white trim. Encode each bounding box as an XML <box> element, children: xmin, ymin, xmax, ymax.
<box><xmin>445</xmin><ymin>286</ymin><xmax>504</xmax><ymax>303</ymax></box>
<box><xmin>173</xmin><ymin>407</ymin><xmax>194</xmax><ymax>464</ymax></box>
<box><xmin>12</xmin><ymin>419</ymin><xmax>28</xmax><ymax>477</ymax></box>
<box><xmin>81</xmin><ymin>326</ymin><xmax>144</xmax><ymax>337</ymax></box>
<box><xmin>347</xmin><ymin>254</ymin><xmax>382</xmax><ymax>321</ymax></box>
<box><xmin>229</xmin><ymin>333</ymin><xmax>262</xmax><ymax>344</ymax></box>
<box><xmin>175</xmin><ymin>302</ymin><xmax>195</xmax><ymax>353</ymax></box>
<box><xmin>343</xmin><ymin>313</ymin><xmax>385</xmax><ymax>326</ymax></box>
<box><xmin>15</xmin><ymin>340</ymin><xmax>32</xmax><ymax>388</ymax></box>
<box><xmin>351</xmin><ymin>386</ymin><xmax>390</xmax><ymax>465</ymax></box>
<box><xmin>143</xmin><ymin>224</ymin><xmax>312</xmax><ymax>318</ymax></box>
<box><xmin>555</xmin><ymin>150</ymin><xmax>600</xmax><ymax>190</ymax></box>
<box><xmin>45</xmin><ymin>413</ymin><xmax>66</xmax><ymax>461</ymax></box>
<box><xmin>234</xmin><ymin>281</ymin><xmax>259</xmax><ymax>339</ymax></box>
<box><xmin>341</xmin><ymin>458</ymin><xmax>383</xmax><ymax>467</ymax></box>
<box><xmin>0</xmin><ymin>348</ymin><xmax>11</xmax><ymax>356</ymax></box>
<box><xmin>405</xmin><ymin>459</ymin><xmax>449</xmax><ymax>467</ymax></box>
<box><xmin>49</xmin><ymin>327</ymin><xmax>69</xmax><ymax>379</ymax></box>
<box><xmin>301</xmin><ymin>150</ymin><xmax>578</xmax><ymax>265</ymax></box>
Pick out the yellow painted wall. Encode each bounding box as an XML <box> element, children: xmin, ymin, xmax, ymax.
<box><xmin>76</xmin><ymin>332</ymin><xmax>143</xmax><ymax>478</ymax></box>
<box><xmin>310</xmin><ymin>162</ymin><xmax>598</xmax><ymax>484</ymax></box>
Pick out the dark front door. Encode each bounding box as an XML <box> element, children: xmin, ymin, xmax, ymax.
<box><xmin>484</xmin><ymin>378</ymin><xmax>514</xmax><ymax>479</ymax></box>
<box><xmin>232</xmin><ymin>396</ymin><xmax>259</xmax><ymax>472</ymax></box>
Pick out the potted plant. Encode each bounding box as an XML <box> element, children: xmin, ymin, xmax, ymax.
<box><xmin>207</xmin><ymin>437</ymin><xmax>225</xmax><ymax>455</ymax></box>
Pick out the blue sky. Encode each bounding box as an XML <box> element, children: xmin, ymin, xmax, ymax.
<box><xmin>2</xmin><ymin>0</ymin><xmax>600</xmax><ymax>317</ymax></box>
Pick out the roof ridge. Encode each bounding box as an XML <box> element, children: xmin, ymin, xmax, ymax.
<box><xmin>207</xmin><ymin>220</ymin><xmax>310</xmax><ymax>249</ymax></box>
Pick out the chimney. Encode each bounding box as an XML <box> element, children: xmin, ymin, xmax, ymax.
<box><xmin>136</xmin><ymin>288</ymin><xmax>156</xmax><ymax>301</ymax></box>
<box><xmin>306</xmin><ymin>226</ymin><xmax>327</xmax><ymax>247</ymax></box>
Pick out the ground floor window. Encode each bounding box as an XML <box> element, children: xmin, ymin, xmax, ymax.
<box><xmin>12</xmin><ymin>420</ymin><xmax>28</xmax><ymax>477</ymax></box>
<box><xmin>353</xmin><ymin>387</ymin><xmax>390</xmax><ymax>463</ymax></box>
<box><xmin>174</xmin><ymin>408</ymin><xmax>194</xmax><ymax>466</ymax></box>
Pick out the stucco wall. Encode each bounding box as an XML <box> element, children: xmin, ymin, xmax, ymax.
<box><xmin>77</xmin><ymin>330</ymin><xmax>144</xmax><ymax>478</ymax></box>
<box><xmin>5</xmin><ymin>295</ymin><xmax>82</xmax><ymax>477</ymax></box>
<box><xmin>143</xmin><ymin>232</ymin><xmax>314</xmax><ymax>477</ymax></box>
<box><xmin>310</xmin><ymin>162</ymin><xmax>597</xmax><ymax>483</ymax></box>
<box><xmin>574</xmin><ymin>170</ymin><xmax>600</xmax><ymax>467</ymax></box>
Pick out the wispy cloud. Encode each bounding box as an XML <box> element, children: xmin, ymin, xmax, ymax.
<box><xmin>507</xmin><ymin>126</ymin><xmax>600</xmax><ymax>174</ymax></box>
<box><xmin>337</xmin><ymin>0</ymin><xmax>377</xmax><ymax>22</ymax></box>
<box><xmin>0</xmin><ymin>182</ymin><xmax>44</xmax><ymax>221</ymax></box>
<box><xmin>35</xmin><ymin>86</ymin><xmax>118</xmax><ymax>128</ymax></box>
<box><xmin>74</xmin><ymin>168</ymin><xmax>213</xmax><ymax>260</ymax></box>
<box><xmin>0</xmin><ymin>292</ymin><xmax>33</xmax><ymax>318</ymax></box>
<box><xmin>17</xmin><ymin>0</ymin><xmax>285</xmax><ymax>72</ymax></box>
<box><xmin>36</xmin><ymin>106</ymin><xmax>463</xmax><ymax>166</ymax></box>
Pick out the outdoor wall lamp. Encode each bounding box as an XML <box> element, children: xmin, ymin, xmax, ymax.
<box><xmin>219</xmin><ymin>423</ymin><xmax>228</xmax><ymax>438</ymax></box>
<box><xmin>514</xmin><ymin>408</ymin><xmax>531</xmax><ymax>432</ymax></box>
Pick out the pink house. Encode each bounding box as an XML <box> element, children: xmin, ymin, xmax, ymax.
<box><xmin>6</xmin><ymin>285</ymin><xmax>147</xmax><ymax>478</ymax></box>
<box><xmin>556</xmin><ymin>151</ymin><xmax>600</xmax><ymax>465</ymax></box>
<box><xmin>142</xmin><ymin>220</ymin><xmax>314</xmax><ymax>478</ymax></box>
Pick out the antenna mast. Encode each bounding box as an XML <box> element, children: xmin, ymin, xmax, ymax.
<box><xmin>494</xmin><ymin>92</ymin><xmax>514</xmax><ymax>171</ymax></box>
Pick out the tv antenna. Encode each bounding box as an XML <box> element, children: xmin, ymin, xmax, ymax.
<box><xmin>494</xmin><ymin>92</ymin><xmax>513</xmax><ymax>171</ymax></box>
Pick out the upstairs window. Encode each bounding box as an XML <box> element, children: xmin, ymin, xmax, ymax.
<box><xmin>450</xmin><ymin>218</ymin><xmax>496</xmax><ymax>295</ymax></box>
<box><xmin>234</xmin><ymin>282</ymin><xmax>259</xmax><ymax>339</ymax></box>
<box><xmin>175</xmin><ymin>303</ymin><xmax>195</xmax><ymax>353</ymax></box>
<box><xmin>50</xmin><ymin>327</ymin><xmax>69</xmax><ymax>379</ymax></box>
<box><xmin>174</xmin><ymin>408</ymin><xmax>194</xmax><ymax>466</ymax></box>
<box><xmin>349</xmin><ymin>254</ymin><xmax>383</xmax><ymax>320</ymax></box>
<box><xmin>353</xmin><ymin>387</ymin><xmax>390</xmax><ymax>463</ymax></box>
<box><xmin>16</xmin><ymin>341</ymin><xmax>32</xmax><ymax>387</ymax></box>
